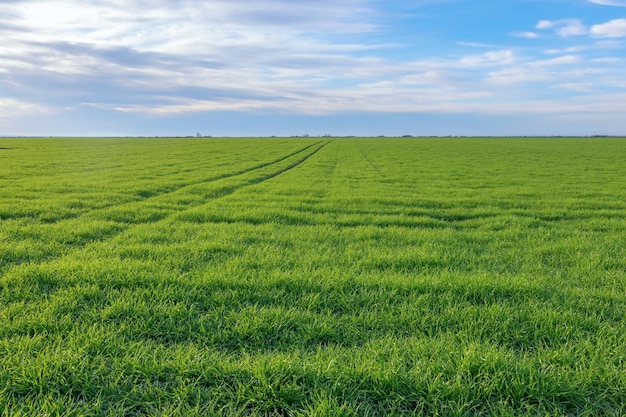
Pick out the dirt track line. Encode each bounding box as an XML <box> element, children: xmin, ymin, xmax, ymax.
<box><xmin>129</xmin><ymin>140</ymin><xmax>329</xmax><ymax>207</ymax></box>
<box><xmin>0</xmin><ymin>141</ymin><xmax>331</xmax><ymax>276</ymax></box>
<box><xmin>355</xmin><ymin>141</ymin><xmax>382</xmax><ymax>175</ymax></box>
<box><xmin>164</xmin><ymin>140</ymin><xmax>332</xmax><ymax>207</ymax></box>
<box><xmin>182</xmin><ymin>141</ymin><xmax>326</xmax><ymax>192</ymax></box>
<box><xmin>96</xmin><ymin>140</ymin><xmax>326</xmax><ymax>210</ymax></box>
<box><xmin>246</xmin><ymin>140</ymin><xmax>331</xmax><ymax>184</ymax></box>
<box><xmin>3</xmin><ymin>140</ymin><xmax>318</xmax><ymax>219</ymax></box>
<box><xmin>3</xmin><ymin>141</ymin><xmax>325</xmax><ymax>225</ymax></box>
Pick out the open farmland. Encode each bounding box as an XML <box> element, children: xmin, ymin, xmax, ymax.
<box><xmin>0</xmin><ymin>137</ymin><xmax>625</xmax><ymax>416</ymax></box>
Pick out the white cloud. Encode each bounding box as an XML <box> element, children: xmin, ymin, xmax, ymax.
<box><xmin>0</xmin><ymin>0</ymin><xmax>379</xmax><ymax>56</ymax></box>
<box><xmin>456</xmin><ymin>41</ymin><xmax>496</xmax><ymax>48</ymax></box>
<box><xmin>536</xmin><ymin>20</ymin><xmax>555</xmax><ymax>30</ymax></box>
<box><xmin>459</xmin><ymin>50</ymin><xmax>516</xmax><ymax>67</ymax></box>
<box><xmin>512</xmin><ymin>31</ymin><xmax>539</xmax><ymax>39</ymax></box>
<box><xmin>399</xmin><ymin>70</ymin><xmax>451</xmax><ymax>86</ymax></box>
<box><xmin>590</xmin><ymin>19</ymin><xmax>626</xmax><ymax>37</ymax></box>
<box><xmin>588</xmin><ymin>0</ymin><xmax>626</xmax><ymax>6</ymax></box>
<box><xmin>0</xmin><ymin>98</ymin><xmax>50</xmax><ymax>118</ymax></box>
<box><xmin>535</xmin><ymin>17</ymin><xmax>626</xmax><ymax>39</ymax></box>
<box><xmin>0</xmin><ymin>0</ymin><xmax>392</xmax><ymax>112</ymax></box>
<box><xmin>536</xmin><ymin>19</ymin><xmax>587</xmax><ymax>37</ymax></box>
<box><xmin>1</xmin><ymin>0</ymin><xmax>626</xmax><ymax>124</ymax></box>
<box><xmin>592</xmin><ymin>57</ymin><xmax>624</xmax><ymax>62</ymax></box>
<box><xmin>544</xmin><ymin>46</ymin><xmax>586</xmax><ymax>55</ymax></box>
<box><xmin>593</xmin><ymin>39</ymin><xmax>626</xmax><ymax>48</ymax></box>
<box><xmin>487</xmin><ymin>67</ymin><xmax>551</xmax><ymax>85</ymax></box>
<box><xmin>486</xmin><ymin>54</ymin><xmax>590</xmax><ymax>86</ymax></box>
<box><xmin>554</xmin><ymin>83</ymin><xmax>595</xmax><ymax>92</ymax></box>
<box><xmin>558</xmin><ymin>21</ymin><xmax>587</xmax><ymax>37</ymax></box>
<box><xmin>531</xmin><ymin>55</ymin><xmax>581</xmax><ymax>67</ymax></box>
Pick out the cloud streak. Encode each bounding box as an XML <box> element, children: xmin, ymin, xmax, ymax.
<box><xmin>536</xmin><ymin>19</ymin><xmax>587</xmax><ymax>37</ymax></box>
<box><xmin>591</xmin><ymin>19</ymin><xmax>626</xmax><ymax>37</ymax></box>
<box><xmin>1</xmin><ymin>0</ymin><xmax>626</xmax><ymax>135</ymax></box>
<box><xmin>589</xmin><ymin>0</ymin><xmax>626</xmax><ymax>6</ymax></box>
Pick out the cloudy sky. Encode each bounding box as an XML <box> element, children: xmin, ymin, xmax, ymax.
<box><xmin>1</xmin><ymin>0</ymin><xmax>626</xmax><ymax>136</ymax></box>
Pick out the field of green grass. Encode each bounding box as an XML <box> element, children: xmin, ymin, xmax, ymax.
<box><xmin>1</xmin><ymin>137</ymin><xmax>625</xmax><ymax>416</ymax></box>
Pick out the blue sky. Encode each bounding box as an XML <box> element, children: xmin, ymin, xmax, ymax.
<box><xmin>1</xmin><ymin>0</ymin><xmax>625</xmax><ymax>136</ymax></box>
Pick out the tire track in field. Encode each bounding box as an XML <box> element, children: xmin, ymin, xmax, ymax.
<box><xmin>3</xmin><ymin>141</ymin><xmax>323</xmax><ymax>228</ymax></box>
<box><xmin>105</xmin><ymin>138</ymin><xmax>329</xmax><ymax>228</ymax></box>
<box><xmin>244</xmin><ymin>139</ymin><xmax>331</xmax><ymax>184</ymax></box>
<box><xmin>0</xmin><ymin>141</ymin><xmax>330</xmax><ymax>277</ymax></box>
<box><xmin>0</xmin><ymin>141</ymin><xmax>324</xmax><ymax>272</ymax></box>
<box><xmin>92</xmin><ymin>140</ymin><xmax>327</xmax><ymax>216</ymax></box>
<box><xmin>183</xmin><ymin>141</ymin><xmax>326</xmax><ymax>190</ymax></box>
<box><xmin>92</xmin><ymin>140</ymin><xmax>328</xmax><ymax>214</ymax></box>
<box><xmin>154</xmin><ymin>139</ymin><xmax>332</xmax><ymax>220</ymax></box>
<box><xmin>354</xmin><ymin>141</ymin><xmax>382</xmax><ymax>175</ymax></box>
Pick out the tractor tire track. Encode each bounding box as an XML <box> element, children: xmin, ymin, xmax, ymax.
<box><xmin>0</xmin><ymin>141</ymin><xmax>330</xmax><ymax>278</ymax></box>
<box><xmin>355</xmin><ymin>141</ymin><xmax>383</xmax><ymax>175</ymax></box>
<box><xmin>7</xmin><ymin>141</ymin><xmax>325</xmax><ymax>223</ymax></box>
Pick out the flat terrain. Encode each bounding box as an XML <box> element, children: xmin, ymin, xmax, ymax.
<box><xmin>0</xmin><ymin>137</ymin><xmax>625</xmax><ymax>416</ymax></box>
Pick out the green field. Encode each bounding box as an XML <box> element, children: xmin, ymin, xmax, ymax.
<box><xmin>1</xmin><ymin>137</ymin><xmax>625</xmax><ymax>416</ymax></box>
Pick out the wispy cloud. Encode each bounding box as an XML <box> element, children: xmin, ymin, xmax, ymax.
<box><xmin>588</xmin><ymin>0</ymin><xmax>626</xmax><ymax>6</ymax></box>
<box><xmin>456</xmin><ymin>41</ymin><xmax>497</xmax><ymax>48</ymax></box>
<box><xmin>535</xmin><ymin>17</ymin><xmax>626</xmax><ymax>39</ymax></box>
<box><xmin>590</xmin><ymin>19</ymin><xmax>626</xmax><ymax>37</ymax></box>
<box><xmin>554</xmin><ymin>83</ymin><xmax>595</xmax><ymax>92</ymax></box>
<box><xmin>511</xmin><ymin>32</ymin><xmax>539</xmax><ymax>39</ymax></box>
<box><xmin>458</xmin><ymin>50</ymin><xmax>516</xmax><ymax>67</ymax></box>
<box><xmin>543</xmin><ymin>46</ymin><xmax>586</xmax><ymax>55</ymax></box>
<box><xmin>0</xmin><ymin>0</ymin><xmax>386</xmax><ymax>117</ymax></box>
<box><xmin>0</xmin><ymin>0</ymin><xmax>379</xmax><ymax>52</ymax></box>
<box><xmin>0</xmin><ymin>97</ymin><xmax>50</xmax><ymax>119</ymax></box>
<box><xmin>1</xmin><ymin>0</ymin><xmax>626</xmax><ymax>135</ymax></box>
<box><xmin>536</xmin><ymin>19</ymin><xmax>587</xmax><ymax>37</ymax></box>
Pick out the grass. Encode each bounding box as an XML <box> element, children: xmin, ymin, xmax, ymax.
<box><xmin>0</xmin><ymin>137</ymin><xmax>625</xmax><ymax>416</ymax></box>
